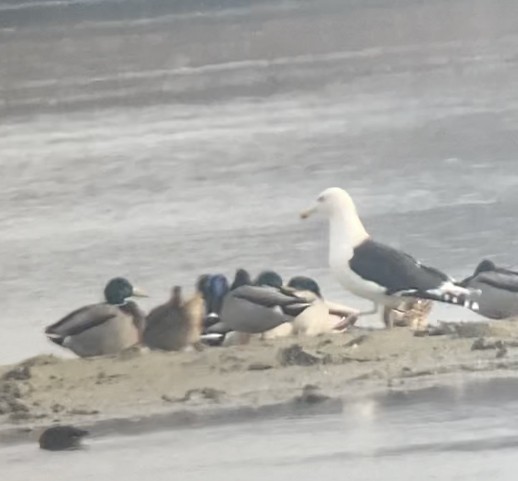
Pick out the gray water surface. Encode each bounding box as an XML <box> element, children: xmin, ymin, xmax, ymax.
<box><xmin>3</xmin><ymin>378</ymin><xmax>518</xmax><ymax>480</ymax></box>
<box><xmin>1</xmin><ymin>0</ymin><xmax>518</xmax><ymax>364</ymax></box>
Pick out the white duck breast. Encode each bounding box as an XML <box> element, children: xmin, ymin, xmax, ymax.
<box><xmin>280</xmin><ymin>278</ymin><xmax>349</xmax><ymax>336</ymax></box>
<box><xmin>290</xmin><ymin>295</ymin><xmax>333</xmax><ymax>336</ymax></box>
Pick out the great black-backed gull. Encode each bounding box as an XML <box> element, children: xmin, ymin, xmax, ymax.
<box><xmin>300</xmin><ymin>187</ymin><xmax>480</xmax><ymax>318</ymax></box>
<box><xmin>460</xmin><ymin>259</ymin><xmax>518</xmax><ymax>319</ymax></box>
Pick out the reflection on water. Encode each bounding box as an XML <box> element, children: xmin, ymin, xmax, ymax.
<box><xmin>3</xmin><ymin>378</ymin><xmax>518</xmax><ymax>480</ymax></box>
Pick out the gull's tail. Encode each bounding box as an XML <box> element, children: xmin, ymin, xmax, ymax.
<box><xmin>398</xmin><ymin>281</ymin><xmax>480</xmax><ymax>311</ymax></box>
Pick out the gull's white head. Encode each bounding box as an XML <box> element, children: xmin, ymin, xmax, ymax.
<box><xmin>300</xmin><ymin>187</ymin><xmax>368</xmax><ymax>246</ymax></box>
<box><xmin>300</xmin><ymin>187</ymin><xmax>358</xmax><ymax>219</ymax></box>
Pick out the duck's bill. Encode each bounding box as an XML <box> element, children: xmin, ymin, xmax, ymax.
<box><xmin>279</xmin><ymin>285</ymin><xmax>297</xmax><ymax>295</ymax></box>
<box><xmin>131</xmin><ymin>287</ymin><xmax>149</xmax><ymax>298</ymax></box>
<box><xmin>300</xmin><ymin>205</ymin><xmax>317</xmax><ymax>219</ymax></box>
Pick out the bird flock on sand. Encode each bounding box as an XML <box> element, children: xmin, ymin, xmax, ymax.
<box><xmin>44</xmin><ymin>187</ymin><xmax>518</xmax><ymax>359</ymax></box>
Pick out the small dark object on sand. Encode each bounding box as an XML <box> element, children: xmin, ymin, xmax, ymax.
<box><xmin>294</xmin><ymin>385</ymin><xmax>331</xmax><ymax>405</ymax></box>
<box><xmin>39</xmin><ymin>425</ymin><xmax>89</xmax><ymax>451</ymax></box>
<box><xmin>248</xmin><ymin>362</ymin><xmax>273</xmax><ymax>371</ymax></box>
<box><xmin>471</xmin><ymin>337</ymin><xmax>496</xmax><ymax>351</ymax></box>
<box><xmin>277</xmin><ymin>344</ymin><xmax>321</xmax><ymax>366</ymax></box>
<box><xmin>344</xmin><ymin>334</ymin><xmax>369</xmax><ymax>348</ymax></box>
<box><xmin>496</xmin><ymin>341</ymin><xmax>508</xmax><ymax>359</ymax></box>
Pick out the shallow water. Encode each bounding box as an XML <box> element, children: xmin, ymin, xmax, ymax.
<box><xmin>1</xmin><ymin>0</ymin><xmax>518</xmax><ymax>364</ymax></box>
<box><xmin>3</xmin><ymin>378</ymin><xmax>518</xmax><ymax>480</ymax></box>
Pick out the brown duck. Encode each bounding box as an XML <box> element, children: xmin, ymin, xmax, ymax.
<box><xmin>143</xmin><ymin>277</ymin><xmax>208</xmax><ymax>351</ymax></box>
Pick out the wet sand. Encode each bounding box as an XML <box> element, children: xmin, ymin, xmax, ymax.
<box><xmin>2</xmin><ymin>321</ymin><xmax>518</xmax><ymax>444</ymax></box>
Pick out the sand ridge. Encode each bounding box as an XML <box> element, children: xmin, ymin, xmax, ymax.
<box><xmin>2</xmin><ymin>321</ymin><xmax>518</xmax><ymax>444</ymax></box>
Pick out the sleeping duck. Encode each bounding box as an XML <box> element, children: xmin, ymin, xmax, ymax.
<box><xmin>212</xmin><ymin>268</ymin><xmax>304</xmax><ymax>334</ymax></box>
<box><xmin>459</xmin><ymin>259</ymin><xmax>518</xmax><ymax>319</ymax></box>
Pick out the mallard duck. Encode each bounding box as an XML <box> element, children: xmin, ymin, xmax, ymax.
<box><xmin>459</xmin><ymin>259</ymin><xmax>518</xmax><ymax>319</ymax></box>
<box><xmin>143</xmin><ymin>275</ymin><xmax>211</xmax><ymax>351</ymax></box>
<box><xmin>206</xmin><ymin>269</ymin><xmax>302</xmax><ymax>334</ymax></box>
<box><xmin>44</xmin><ymin>277</ymin><xmax>147</xmax><ymax>358</ymax></box>
<box><xmin>39</xmin><ymin>425</ymin><xmax>89</xmax><ymax>451</ymax></box>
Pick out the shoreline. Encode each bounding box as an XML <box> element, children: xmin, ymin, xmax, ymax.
<box><xmin>2</xmin><ymin>321</ymin><xmax>518</xmax><ymax>446</ymax></box>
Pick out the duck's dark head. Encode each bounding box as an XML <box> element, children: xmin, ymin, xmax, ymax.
<box><xmin>196</xmin><ymin>274</ymin><xmax>212</xmax><ymax>294</ymax></box>
<box><xmin>205</xmin><ymin>274</ymin><xmax>229</xmax><ymax>318</ymax></box>
<box><xmin>104</xmin><ymin>277</ymin><xmax>147</xmax><ymax>305</ymax></box>
<box><xmin>230</xmin><ymin>269</ymin><xmax>252</xmax><ymax>290</ymax></box>
<box><xmin>475</xmin><ymin>259</ymin><xmax>496</xmax><ymax>275</ymax></box>
<box><xmin>288</xmin><ymin>276</ymin><xmax>322</xmax><ymax>298</ymax></box>
<box><xmin>255</xmin><ymin>270</ymin><xmax>283</xmax><ymax>288</ymax></box>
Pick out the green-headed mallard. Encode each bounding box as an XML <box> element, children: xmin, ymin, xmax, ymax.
<box><xmin>44</xmin><ymin>277</ymin><xmax>147</xmax><ymax>358</ymax></box>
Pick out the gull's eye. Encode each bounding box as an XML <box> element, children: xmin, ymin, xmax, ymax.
<box><xmin>317</xmin><ymin>195</ymin><xmax>324</xmax><ymax>202</ymax></box>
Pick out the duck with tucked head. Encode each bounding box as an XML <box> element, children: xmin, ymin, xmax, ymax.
<box><xmin>143</xmin><ymin>275</ymin><xmax>214</xmax><ymax>351</ymax></box>
<box><xmin>255</xmin><ymin>270</ymin><xmax>295</xmax><ymax>339</ymax></box>
<box><xmin>206</xmin><ymin>268</ymin><xmax>302</xmax><ymax>335</ymax></box>
<box><xmin>280</xmin><ymin>276</ymin><xmax>357</xmax><ymax>336</ymax></box>
<box><xmin>459</xmin><ymin>259</ymin><xmax>518</xmax><ymax>320</ymax></box>
<box><xmin>280</xmin><ymin>276</ymin><xmax>328</xmax><ymax>336</ymax></box>
<box><xmin>45</xmin><ymin>277</ymin><xmax>148</xmax><ymax>358</ymax></box>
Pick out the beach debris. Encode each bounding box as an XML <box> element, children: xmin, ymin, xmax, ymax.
<box><xmin>453</xmin><ymin>322</ymin><xmax>491</xmax><ymax>338</ymax></box>
<box><xmin>293</xmin><ymin>384</ymin><xmax>331</xmax><ymax>405</ymax></box>
<box><xmin>247</xmin><ymin>362</ymin><xmax>273</xmax><ymax>371</ymax></box>
<box><xmin>496</xmin><ymin>342</ymin><xmax>508</xmax><ymax>358</ymax></box>
<box><xmin>0</xmin><ymin>380</ymin><xmax>21</xmax><ymax>399</ymax></box>
<box><xmin>0</xmin><ymin>397</ymin><xmax>30</xmax><ymax>416</ymax></box>
<box><xmin>95</xmin><ymin>371</ymin><xmax>123</xmax><ymax>385</ymax></box>
<box><xmin>51</xmin><ymin>403</ymin><xmax>66</xmax><ymax>413</ymax></box>
<box><xmin>350</xmin><ymin>370</ymin><xmax>384</xmax><ymax>382</ymax></box>
<box><xmin>413</xmin><ymin>324</ymin><xmax>453</xmax><ymax>337</ymax></box>
<box><xmin>68</xmin><ymin>408</ymin><xmax>100</xmax><ymax>416</ymax></box>
<box><xmin>2</xmin><ymin>365</ymin><xmax>31</xmax><ymax>381</ymax></box>
<box><xmin>471</xmin><ymin>338</ymin><xmax>509</xmax><ymax>358</ymax></box>
<box><xmin>183</xmin><ymin>387</ymin><xmax>224</xmax><ymax>403</ymax></box>
<box><xmin>8</xmin><ymin>398</ymin><xmax>30</xmax><ymax>413</ymax></box>
<box><xmin>383</xmin><ymin>299</ymin><xmax>433</xmax><ymax>330</ymax></box>
<box><xmin>39</xmin><ymin>425</ymin><xmax>89</xmax><ymax>451</ymax></box>
<box><xmin>0</xmin><ymin>380</ymin><xmax>31</xmax><ymax>417</ymax></box>
<box><xmin>161</xmin><ymin>394</ymin><xmax>176</xmax><ymax>403</ymax></box>
<box><xmin>277</xmin><ymin>344</ymin><xmax>323</xmax><ymax>367</ymax></box>
<box><xmin>116</xmin><ymin>345</ymin><xmax>147</xmax><ymax>361</ymax></box>
<box><xmin>414</xmin><ymin>321</ymin><xmax>491</xmax><ymax>338</ymax></box>
<box><xmin>162</xmin><ymin>387</ymin><xmax>225</xmax><ymax>404</ymax></box>
<box><xmin>344</xmin><ymin>334</ymin><xmax>369</xmax><ymax>348</ymax></box>
<box><xmin>471</xmin><ymin>337</ymin><xmax>497</xmax><ymax>351</ymax></box>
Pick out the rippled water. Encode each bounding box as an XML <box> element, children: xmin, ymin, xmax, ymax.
<box><xmin>1</xmin><ymin>0</ymin><xmax>518</xmax><ymax>365</ymax></box>
<box><xmin>3</xmin><ymin>378</ymin><xmax>518</xmax><ymax>480</ymax></box>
